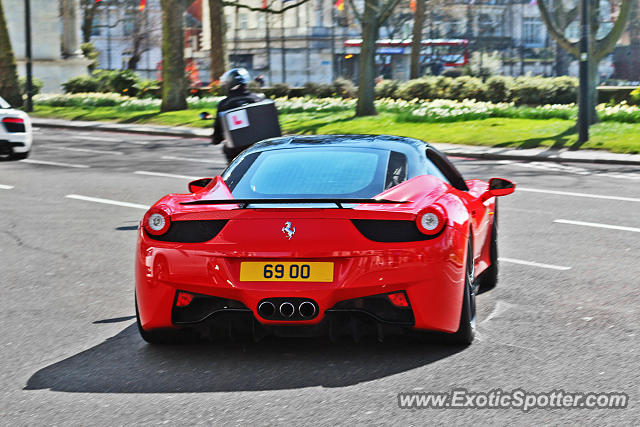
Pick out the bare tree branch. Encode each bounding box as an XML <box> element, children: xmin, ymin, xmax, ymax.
<box><xmin>537</xmin><ymin>0</ymin><xmax>579</xmax><ymax>56</ymax></box>
<box><xmin>595</xmin><ymin>0</ymin><xmax>633</xmax><ymax>60</ymax></box>
<box><xmin>347</xmin><ymin>0</ymin><xmax>363</xmax><ymax>22</ymax></box>
<box><xmin>221</xmin><ymin>0</ymin><xmax>313</xmax><ymax>14</ymax></box>
<box><xmin>377</xmin><ymin>0</ymin><xmax>402</xmax><ymax>26</ymax></box>
<box><xmin>566</xmin><ymin>6</ymin><xmax>578</xmax><ymax>25</ymax></box>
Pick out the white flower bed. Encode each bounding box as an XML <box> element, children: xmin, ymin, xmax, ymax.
<box><xmin>33</xmin><ymin>93</ymin><xmax>640</xmax><ymax>123</ymax></box>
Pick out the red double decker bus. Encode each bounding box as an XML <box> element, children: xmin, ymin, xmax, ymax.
<box><xmin>343</xmin><ymin>38</ymin><xmax>469</xmax><ymax>79</ymax></box>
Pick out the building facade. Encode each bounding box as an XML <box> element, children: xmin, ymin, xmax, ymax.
<box><xmin>89</xmin><ymin>0</ymin><xmax>163</xmax><ymax>80</ymax></box>
<box><xmin>3</xmin><ymin>0</ymin><xmax>89</xmax><ymax>92</ymax></box>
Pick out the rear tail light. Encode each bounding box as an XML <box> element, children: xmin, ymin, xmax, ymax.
<box><xmin>2</xmin><ymin>117</ymin><xmax>26</xmax><ymax>133</ymax></box>
<box><xmin>387</xmin><ymin>292</ymin><xmax>410</xmax><ymax>308</ymax></box>
<box><xmin>175</xmin><ymin>291</ymin><xmax>194</xmax><ymax>307</ymax></box>
<box><xmin>142</xmin><ymin>206</ymin><xmax>171</xmax><ymax>236</ymax></box>
<box><xmin>416</xmin><ymin>205</ymin><xmax>447</xmax><ymax>236</ymax></box>
<box><xmin>2</xmin><ymin>117</ymin><xmax>24</xmax><ymax>124</ymax></box>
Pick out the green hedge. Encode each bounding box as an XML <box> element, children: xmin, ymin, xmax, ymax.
<box><xmin>60</xmin><ymin>72</ymin><xmax>636</xmax><ymax>106</ymax></box>
<box><xmin>631</xmin><ymin>87</ymin><xmax>640</xmax><ymax>105</ymax></box>
<box><xmin>387</xmin><ymin>75</ymin><xmax>579</xmax><ymax>105</ymax></box>
<box><xmin>19</xmin><ymin>76</ymin><xmax>44</xmax><ymax>97</ymax></box>
<box><xmin>598</xmin><ymin>86</ymin><xmax>637</xmax><ymax>105</ymax></box>
<box><xmin>63</xmin><ymin>69</ymin><xmax>141</xmax><ymax>96</ymax></box>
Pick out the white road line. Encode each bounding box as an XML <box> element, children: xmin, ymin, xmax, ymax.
<box><xmin>79</xmin><ymin>136</ymin><xmax>123</xmax><ymax>142</ymax></box>
<box><xmin>66</xmin><ymin>194</ymin><xmax>149</xmax><ymax>210</ymax></box>
<box><xmin>161</xmin><ymin>155</ymin><xmax>227</xmax><ymax>165</ymax></box>
<box><xmin>0</xmin><ymin>184</ymin><xmax>14</xmax><ymax>190</ymax></box>
<box><xmin>498</xmin><ymin>160</ymin><xmax>590</xmax><ymax>175</ymax></box>
<box><xmin>481</xmin><ymin>300</ymin><xmax>516</xmax><ymax>324</ymax></box>
<box><xmin>39</xmin><ymin>144</ymin><xmax>124</xmax><ymax>155</ymax></box>
<box><xmin>554</xmin><ymin>219</ymin><xmax>640</xmax><ymax>233</ymax></box>
<box><xmin>20</xmin><ymin>159</ymin><xmax>90</xmax><ymax>169</ymax></box>
<box><xmin>518</xmin><ymin>187</ymin><xmax>640</xmax><ymax>203</ymax></box>
<box><xmin>134</xmin><ymin>170</ymin><xmax>201</xmax><ymax>180</ymax></box>
<box><xmin>499</xmin><ymin>257</ymin><xmax>572</xmax><ymax>271</ymax></box>
<box><xmin>499</xmin><ymin>159</ymin><xmax>640</xmax><ymax>180</ymax></box>
<box><xmin>80</xmin><ymin>135</ymin><xmax>153</xmax><ymax>145</ymax></box>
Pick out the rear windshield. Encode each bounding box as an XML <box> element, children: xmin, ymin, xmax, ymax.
<box><xmin>224</xmin><ymin>147</ymin><xmax>406</xmax><ymax>199</ymax></box>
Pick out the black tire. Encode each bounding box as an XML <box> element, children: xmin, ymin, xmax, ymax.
<box><xmin>135</xmin><ymin>294</ymin><xmax>187</xmax><ymax>345</ymax></box>
<box><xmin>10</xmin><ymin>150</ymin><xmax>30</xmax><ymax>160</ymax></box>
<box><xmin>477</xmin><ymin>201</ymin><xmax>498</xmax><ymax>294</ymax></box>
<box><xmin>447</xmin><ymin>237</ymin><xmax>476</xmax><ymax>345</ymax></box>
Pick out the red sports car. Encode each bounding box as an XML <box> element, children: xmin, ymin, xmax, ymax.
<box><xmin>135</xmin><ymin>135</ymin><xmax>514</xmax><ymax>344</ymax></box>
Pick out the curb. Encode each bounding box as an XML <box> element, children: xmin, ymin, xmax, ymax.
<box><xmin>33</xmin><ymin>119</ymin><xmax>211</xmax><ymax>138</ymax></box>
<box><xmin>32</xmin><ymin>119</ymin><xmax>640</xmax><ymax>166</ymax></box>
<box><xmin>438</xmin><ymin>150</ymin><xmax>640</xmax><ymax>166</ymax></box>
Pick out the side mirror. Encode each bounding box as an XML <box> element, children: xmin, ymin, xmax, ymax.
<box><xmin>188</xmin><ymin>178</ymin><xmax>214</xmax><ymax>193</ymax></box>
<box><xmin>200</xmin><ymin>112</ymin><xmax>213</xmax><ymax>120</ymax></box>
<box><xmin>481</xmin><ymin>178</ymin><xmax>515</xmax><ymax>201</ymax></box>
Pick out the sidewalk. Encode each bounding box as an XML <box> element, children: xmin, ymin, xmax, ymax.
<box><xmin>32</xmin><ymin>117</ymin><xmax>640</xmax><ymax>166</ymax></box>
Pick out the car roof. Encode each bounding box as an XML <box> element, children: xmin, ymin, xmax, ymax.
<box><xmin>244</xmin><ymin>134</ymin><xmax>432</xmax><ymax>160</ymax></box>
<box><xmin>0</xmin><ymin>96</ymin><xmax>10</xmax><ymax>109</ymax></box>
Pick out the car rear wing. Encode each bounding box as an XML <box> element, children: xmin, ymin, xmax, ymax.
<box><xmin>180</xmin><ymin>198</ymin><xmax>410</xmax><ymax>209</ymax></box>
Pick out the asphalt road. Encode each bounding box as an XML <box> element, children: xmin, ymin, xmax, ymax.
<box><xmin>1</xmin><ymin>127</ymin><xmax>638</xmax><ymax>425</ymax></box>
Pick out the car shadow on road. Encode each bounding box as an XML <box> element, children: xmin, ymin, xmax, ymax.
<box><xmin>25</xmin><ymin>324</ymin><xmax>464</xmax><ymax>393</ymax></box>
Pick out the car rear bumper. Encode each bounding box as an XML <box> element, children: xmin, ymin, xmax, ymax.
<box><xmin>135</xmin><ymin>225</ymin><xmax>468</xmax><ymax>334</ymax></box>
<box><xmin>0</xmin><ymin>132</ymin><xmax>31</xmax><ymax>153</ymax></box>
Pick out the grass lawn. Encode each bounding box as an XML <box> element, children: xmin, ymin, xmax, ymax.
<box><xmin>32</xmin><ymin>106</ymin><xmax>640</xmax><ymax>154</ymax></box>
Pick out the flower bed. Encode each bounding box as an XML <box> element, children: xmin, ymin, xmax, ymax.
<box><xmin>33</xmin><ymin>93</ymin><xmax>640</xmax><ymax>124</ymax></box>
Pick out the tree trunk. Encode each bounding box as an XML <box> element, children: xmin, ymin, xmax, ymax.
<box><xmin>409</xmin><ymin>0</ymin><xmax>425</xmax><ymax>79</ymax></box>
<box><xmin>161</xmin><ymin>0</ymin><xmax>187</xmax><ymax>111</ymax></box>
<box><xmin>128</xmin><ymin>54</ymin><xmax>141</xmax><ymax>70</ymax></box>
<box><xmin>588</xmin><ymin>60</ymin><xmax>599</xmax><ymax>124</ymax></box>
<box><xmin>629</xmin><ymin>0</ymin><xmax>640</xmax><ymax>81</ymax></box>
<box><xmin>554</xmin><ymin>43</ymin><xmax>570</xmax><ymax>76</ymax></box>
<box><xmin>0</xmin><ymin>0</ymin><xmax>21</xmax><ymax>107</ymax></box>
<box><xmin>355</xmin><ymin>0</ymin><xmax>380</xmax><ymax>117</ymax></box>
<box><xmin>81</xmin><ymin>0</ymin><xmax>99</xmax><ymax>44</ymax></box>
<box><xmin>209</xmin><ymin>0</ymin><xmax>228</xmax><ymax>83</ymax></box>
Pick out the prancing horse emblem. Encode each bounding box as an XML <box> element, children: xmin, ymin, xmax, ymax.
<box><xmin>282</xmin><ymin>221</ymin><xmax>296</xmax><ymax>239</ymax></box>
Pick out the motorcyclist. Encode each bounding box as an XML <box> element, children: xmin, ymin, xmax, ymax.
<box><xmin>211</xmin><ymin>68</ymin><xmax>263</xmax><ymax>163</ymax></box>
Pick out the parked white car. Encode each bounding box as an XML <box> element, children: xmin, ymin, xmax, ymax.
<box><xmin>0</xmin><ymin>96</ymin><xmax>32</xmax><ymax>160</ymax></box>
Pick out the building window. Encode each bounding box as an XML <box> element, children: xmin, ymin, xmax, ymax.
<box><xmin>229</xmin><ymin>54</ymin><xmax>253</xmax><ymax>70</ymax></box>
<box><xmin>123</xmin><ymin>12</ymin><xmax>136</xmax><ymax>36</ymax></box>
<box><xmin>523</xmin><ymin>17</ymin><xmax>542</xmax><ymax>45</ymax></box>
<box><xmin>239</xmin><ymin>13</ymin><xmax>248</xmax><ymax>30</ymax></box>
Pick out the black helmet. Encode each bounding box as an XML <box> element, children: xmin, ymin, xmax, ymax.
<box><xmin>221</xmin><ymin>68</ymin><xmax>250</xmax><ymax>89</ymax></box>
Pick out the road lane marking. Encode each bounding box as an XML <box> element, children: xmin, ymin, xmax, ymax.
<box><xmin>161</xmin><ymin>155</ymin><xmax>227</xmax><ymax>165</ymax></box>
<box><xmin>39</xmin><ymin>144</ymin><xmax>124</xmax><ymax>155</ymax></box>
<box><xmin>498</xmin><ymin>160</ymin><xmax>590</xmax><ymax>175</ymax></box>
<box><xmin>75</xmin><ymin>135</ymin><xmax>150</xmax><ymax>145</ymax></box>
<box><xmin>66</xmin><ymin>194</ymin><xmax>149</xmax><ymax>210</ymax></box>
<box><xmin>499</xmin><ymin>160</ymin><xmax>640</xmax><ymax>180</ymax></box>
<box><xmin>518</xmin><ymin>187</ymin><xmax>640</xmax><ymax>203</ymax></box>
<box><xmin>0</xmin><ymin>184</ymin><xmax>14</xmax><ymax>190</ymax></box>
<box><xmin>481</xmin><ymin>300</ymin><xmax>516</xmax><ymax>324</ymax></box>
<box><xmin>20</xmin><ymin>159</ymin><xmax>90</xmax><ymax>168</ymax></box>
<box><xmin>499</xmin><ymin>257</ymin><xmax>571</xmax><ymax>271</ymax></box>
<box><xmin>554</xmin><ymin>219</ymin><xmax>640</xmax><ymax>233</ymax></box>
<box><xmin>79</xmin><ymin>136</ymin><xmax>123</xmax><ymax>142</ymax></box>
<box><xmin>134</xmin><ymin>171</ymin><xmax>201</xmax><ymax>180</ymax></box>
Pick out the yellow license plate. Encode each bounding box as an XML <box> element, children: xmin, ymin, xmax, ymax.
<box><xmin>240</xmin><ymin>262</ymin><xmax>334</xmax><ymax>282</ymax></box>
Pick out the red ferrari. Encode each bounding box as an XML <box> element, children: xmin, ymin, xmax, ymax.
<box><xmin>135</xmin><ymin>135</ymin><xmax>514</xmax><ymax>344</ymax></box>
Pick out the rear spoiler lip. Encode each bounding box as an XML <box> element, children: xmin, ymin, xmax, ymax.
<box><xmin>180</xmin><ymin>198</ymin><xmax>411</xmax><ymax>209</ymax></box>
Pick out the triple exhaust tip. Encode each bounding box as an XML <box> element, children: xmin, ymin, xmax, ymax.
<box><xmin>258</xmin><ymin>300</ymin><xmax>317</xmax><ymax>319</ymax></box>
